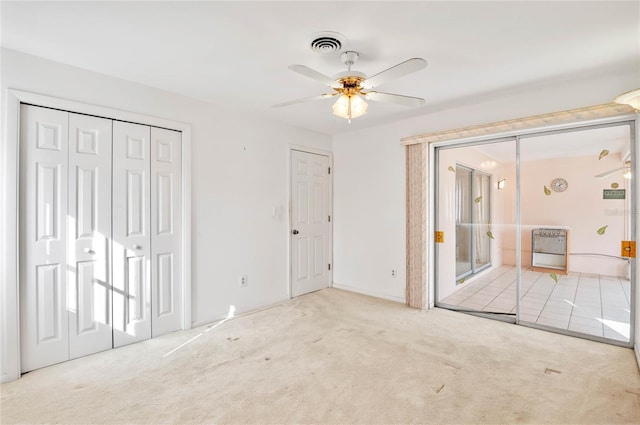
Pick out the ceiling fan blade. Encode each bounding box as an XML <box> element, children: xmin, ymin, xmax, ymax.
<box><xmin>364</xmin><ymin>91</ymin><xmax>425</xmax><ymax>107</ymax></box>
<box><xmin>364</xmin><ymin>58</ymin><xmax>427</xmax><ymax>88</ymax></box>
<box><xmin>594</xmin><ymin>166</ymin><xmax>627</xmax><ymax>178</ymax></box>
<box><xmin>272</xmin><ymin>93</ymin><xmax>337</xmax><ymax>108</ymax></box>
<box><xmin>288</xmin><ymin>65</ymin><xmax>337</xmax><ymax>87</ymax></box>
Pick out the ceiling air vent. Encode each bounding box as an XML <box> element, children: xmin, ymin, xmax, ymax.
<box><xmin>309</xmin><ymin>32</ymin><xmax>347</xmax><ymax>54</ymax></box>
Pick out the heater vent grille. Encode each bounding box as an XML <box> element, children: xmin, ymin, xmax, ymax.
<box><xmin>309</xmin><ymin>32</ymin><xmax>346</xmax><ymax>54</ymax></box>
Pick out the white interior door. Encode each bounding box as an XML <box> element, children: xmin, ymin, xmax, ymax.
<box><xmin>19</xmin><ymin>105</ymin><xmax>70</xmax><ymax>372</ymax></box>
<box><xmin>112</xmin><ymin>121</ymin><xmax>151</xmax><ymax>347</ymax></box>
<box><xmin>290</xmin><ymin>150</ymin><xmax>332</xmax><ymax>297</ymax></box>
<box><xmin>67</xmin><ymin>113</ymin><xmax>113</xmax><ymax>359</ymax></box>
<box><xmin>150</xmin><ymin>127</ymin><xmax>182</xmax><ymax>336</ymax></box>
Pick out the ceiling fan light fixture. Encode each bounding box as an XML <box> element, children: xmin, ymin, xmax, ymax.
<box><xmin>332</xmin><ymin>94</ymin><xmax>368</xmax><ymax>122</ymax></box>
<box><xmin>615</xmin><ymin>88</ymin><xmax>640</xmax><ymax>110</ymax></box>
<box><xmin>276</xmin><ymin>50</ymin><xmax>426</xmax><ymax>121</ymax></box>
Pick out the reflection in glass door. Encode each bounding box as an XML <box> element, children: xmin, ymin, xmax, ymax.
<box><xmin>436</xmin><ymin>139</ymin><xmax>517</xmax><ymax>316</ymax></box>
<box><xmin>455</xmin><ymin>166</ymin><xmax>473</xmax><ymax>278</ymax></box>
<box><xmin>435</xmin><ymin>122</ymin><xmax>635</xmax><ymax>346</ymax></box>
<box><xmin>518</xmin><ymin>124</ymin><xmax>633</xmax><ymax>344</ymax></box>
<box><xmin>455</xmin><ymin>165</ymin><xmax>492</xmax><ymax>281</ymax></box>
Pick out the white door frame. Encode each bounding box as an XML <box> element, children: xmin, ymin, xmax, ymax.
<box><xmin>287</xmin><ymin>145</ymin><xmax>333</xmax><ymax>299</ymax></box>
<box><xmin>1</xmin><ymin>89</ymin><xmax>192</xmax><ymax>382</ymax></box>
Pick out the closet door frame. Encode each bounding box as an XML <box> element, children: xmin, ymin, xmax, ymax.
<box><xmin>1</xmin><ymin>90</ymin><xmax>192</xmax><ymax>383</ymax></box>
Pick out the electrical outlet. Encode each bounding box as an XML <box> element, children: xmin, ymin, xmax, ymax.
<box><xmin>391</xmin><ymin>269</ymin><xmax>397</xmax><ymax>278</ymax></box>
<box><xmin>240</xmin><ymin>275</ymin><xmax>248</xmax><ymax>287</ymax></box>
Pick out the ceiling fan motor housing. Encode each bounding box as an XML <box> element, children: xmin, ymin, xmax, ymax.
<box><xmin>334</xmin><ymin>74</ymin><xmax>366</xmax><ymax>96</ymax></box>
<box><xmin>340</xmin><ymin>51</ymin><xmax>359</xmax><ymax>67</ymax></box>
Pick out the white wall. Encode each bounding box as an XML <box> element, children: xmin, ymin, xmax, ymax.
<box><xmin>331</xmin><ymin>123</ymin><xmax>407</xmax><ymax>302</ymax></box>
<box><xmin>332</xmin><ymin>64</ymin><xmax>639</xmax><ymax>304</ymax></box>
<box><xmin>0</xmin><ymin>48</ymin><xmax>331</xmax><ymax>381</ymax></box>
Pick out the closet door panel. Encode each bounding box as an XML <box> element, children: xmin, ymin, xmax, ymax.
<box><xmin>151</xmin><ymin>128</ymin><xmax>182</xmax><ymax>336</ymax></box>
<box><xmin>113</xmin><ymin>121</ymin><xmax>151</xmax><ymax>347</ymax></box>
<box><xmin>20</xmin><ymin>105</ymin><xmax>70</xmax><ymax>372</ymax></box>
<box><xmin>68</xmin><ymin>113</ymin><xmax>113</xmax><ymax>359</ymax></box>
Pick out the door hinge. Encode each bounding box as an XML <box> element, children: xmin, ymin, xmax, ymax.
<box><xmin>328</xmin><ymin>215</ymin><xmax>331</xmax><ymax>222</ymax></box>
<box><xmin>328</xmin><ymin>263</ymin><xmax>331</xmax><ymax>271</ymax></box>
<box><xmin>328</xmin><ymin>166</ymin><xmax>331</xmax><ymax>175</ymax></box>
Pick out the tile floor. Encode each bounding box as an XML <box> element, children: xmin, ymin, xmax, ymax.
<box><xmin>440</xmin><ymin>265</ymin><xmax>631</xmax><ymax>342</ymax></box>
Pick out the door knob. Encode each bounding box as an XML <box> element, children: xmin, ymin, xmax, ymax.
<box><xmin>292</xmin><ymin>229</ymin><xmax>299</xmax><ymax>235</ymax></box>
<box><xmin>133</xmin><ymin>244</ymin><xmax>143</xmax><ymax>250</ymax></box>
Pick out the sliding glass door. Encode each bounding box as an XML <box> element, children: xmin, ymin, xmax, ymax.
<box><xmin>517</xmin><ymin>124</ymin><xmax>633</xmax><ymax>343</ymax></box>
<box><xmin>436</xmin><ymin>138</ymin><xmax>517</xmax><ymax>317</ymax></box>
<box><xmin>434</xmin><ymin>121</ymin><xmax>635</xmax><ymax>346</ymax></box>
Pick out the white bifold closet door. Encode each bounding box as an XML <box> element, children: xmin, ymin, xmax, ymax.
<box><xmin>20</xmin><ymin>106</ymin><xmax>70</xmax><ymax>372</ymax></box>
<box><xmin>67</xmin><ymin>113</ymin><xmax>113</xmax><ymax>359</ymax></box>
<box><xmin>150</xmin><ymin>127</ymin><xmax>182</xmax><ymax>337</ymax></box>
<box><xmin>20</xmin><ymin>105</ymin><xmax>113</xmax><ymax>371</ymax></box>
<box><xmin>112</xmin><ymin>121</ymin><xmax>151</xmax><ymax>347</ymax></box>
<box><xmin>20</xmin><ymin>104</ymin><xmax>183</xmax><ymax>372</ymax></box>
<box><xmin>111</xmin><ymin>123</ymin><xmax>182</xmax><ymax>346</ymax></box>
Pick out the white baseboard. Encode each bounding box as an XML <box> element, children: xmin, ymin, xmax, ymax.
<box><xmin>191</xmin><ymin>285</ymin><xmax>407</xmax><ymax>330</ymax></box>
<box><xmin>332</xmin><ymin>283</ymin><xmax>406</xmax><ymax>304</ymax></box>
<box><xmin>191</xmin><ymin>297</ymin><xmax>290</xmax><ymax>329</ymax></box>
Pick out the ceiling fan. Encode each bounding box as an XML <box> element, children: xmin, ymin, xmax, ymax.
<box><xmin>595</xmin><ymin>160</ymin><xmax>631</xmax><ymax>178</ymax></box>
<box><xmin>273</xmin><ymin>51</ymin><xmax>427</xmax><ymax>122</ymax></box>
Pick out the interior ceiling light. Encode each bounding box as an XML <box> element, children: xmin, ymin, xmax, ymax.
<box><xmin>614</xmin><ymin>89</ymin><xmax>640</xmax><ymax>110</ymax></box>
<box><xmin>332</xmin><ymin>92</ymin><xmax>368</xmax><ymax>122</ymax></box>
<box><xmin>273</xmin><ymin>50</ymin><xmax>427</xmax><ymax>123</ymax></box>
<box><xmin>329</xmin><ymin>52</ymin><xmax>368</xmax><ymax>122</ymax></box>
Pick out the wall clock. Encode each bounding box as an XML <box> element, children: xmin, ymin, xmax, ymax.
<box><xmin>551</xmin><ymin>178</ymin><xmax>568</xmax><ymax>192</ymax></box>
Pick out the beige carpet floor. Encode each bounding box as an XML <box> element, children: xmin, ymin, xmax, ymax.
<box><xmin>1</xmin><ymin>288</ymin><xmax>640</xmax><ymax>424</ymax></box>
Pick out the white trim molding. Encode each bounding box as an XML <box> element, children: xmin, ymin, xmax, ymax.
<box><xmin>332</xmin><ymin>283</ymin><xmax>406</xmax><ymax>304</ymax></box>
<box><xmin>401</xmin><ymin>103</ymin><xmax>636</xmax><ymax>146</ymax></box>
<box><xmin>1</xmin><ymin>90</ymin><xmax>192</xmax><ymax>382</ymax></box>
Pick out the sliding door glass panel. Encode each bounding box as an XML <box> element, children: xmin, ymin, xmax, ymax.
<box><xmin>518</xmin><ymin>124</ymin><xmax>633</xmax><ymax>344</ymax></box>
<box><xmin>474</xmin><ymin>172</ymin><xmax>491</xmax><ymax>272</ymax></box>
<box><xmin>436</xmin><ymin>140</ymin><xmax>516</xmax><ymax>316</ymax></box>
<box><xmin>456</xmin><ymin>167</ymin><xmax>473</xmax><ymax>278</ymax></box>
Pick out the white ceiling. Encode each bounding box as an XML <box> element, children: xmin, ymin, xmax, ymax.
<box><xmin>2</xmin><ymin>1</ymin><xmax>638</xmax><ymax>136</ymax></box>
